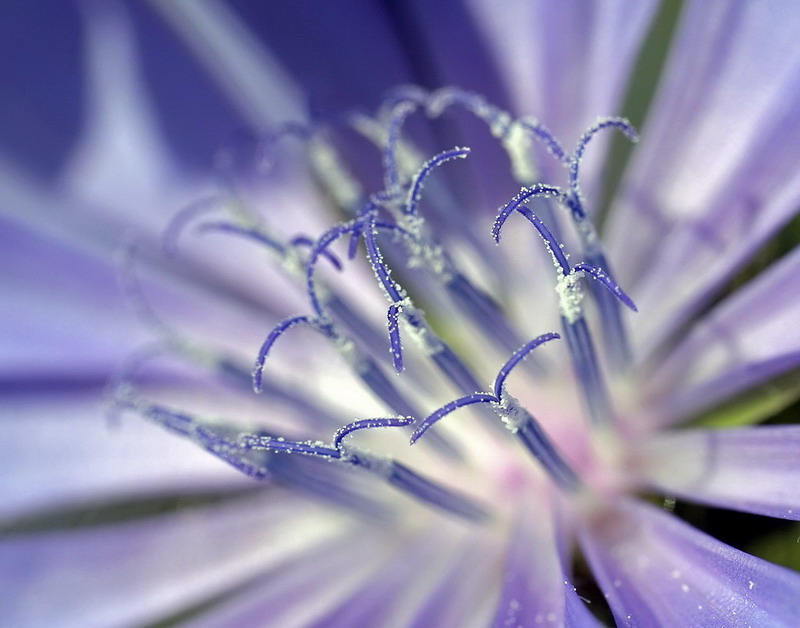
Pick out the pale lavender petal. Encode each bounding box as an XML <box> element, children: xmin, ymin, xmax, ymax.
<box><xmin>403</xmin><ymin>534</ymin><xmax>496</xmax><ymax>628</ymax></box>
<box><xmin>310</xmin><ymin>529</ymin><xmax>490</xmax><ymax>628</ymax></box>
<box><xmin>190</xmin><ymin>523</ymin><xmax>492</xmax><ymax>628</ymax></box>
<box><xmin>579</xmin><ymin>499</ymin><xmax>800</xmax><ymax>626</ymax></box>
<box><xmin>0</xmin><ymin>208</ymin><xmax>288</xmax><ymax>381</ymax></box>
<box><xmin>491</xmin><ymin>498</ymin><xmax>598</xmax><ymax>627</ymax></box>
<box><xmin>0</xmin><ymin>391</ymin><xmax>247</xmax><ymax>519</ymax></box>
<box><xmin>0</xmin><ymin>217</ymin><xmax>148</xmax><ymax>378</ymax></box>
<box><xmin>465</xmin><ymin>0</ymin><xmax>658</xmax><ymax>202</ymax></box>
<box><xmin>636</xmin><ymin>426</ymin><xmax>800</xmax><ymax>520</ymax></box>
<box><xmin>0</xmin><ymin>492</ymin><xmax>357</xmax><ymax>627</ymax></box>
<box><xmin>607</xmin><ymin>0</ymin><xmax>800</xmax><ymax>356</ymax></box>
<box><xmin>644</xmin><ymin>245</ymin><xmax>800</xmax><ymax>425</ymax></box>
<box><xmin>59</xmin><ymin>0</ymin><xmax>183</xmax><ymax>215</ymax></box>
<box><xmin>184</xmin><ymin>530</ymin><xmax>398</xmax><ymax>628</ymax></box>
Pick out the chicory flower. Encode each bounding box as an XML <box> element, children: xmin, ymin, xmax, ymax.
<box><xmin>2</xmin><ymin>1</ymin><xmax>800</xmax><ymax>625</ymax></box>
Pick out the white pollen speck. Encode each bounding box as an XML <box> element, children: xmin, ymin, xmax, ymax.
<box><xmin>681</xmin><ymin>584</ymin><xmax>689</xmax><ymax>593</ymax></box>
<box><xmin>748</xmin><ymin>580</ymin><xmax>755</xmax><ymax>590</ymax></box>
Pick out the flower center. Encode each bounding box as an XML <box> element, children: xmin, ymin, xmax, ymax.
<box><xmin>113</xmin><ymin>86</ymin><xmax>642</xmax><ymax>524</ymax></box>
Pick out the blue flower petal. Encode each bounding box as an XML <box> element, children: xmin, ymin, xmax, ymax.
<box><xmin>647</xmin><ymin>244</ymin><xmax>800</xmax><ymax>425</ymax></box>
<box><xmin>608</xmin><ymin>0</ymin><xmax>800</xmax><ymax>357</ymax></box>
<box><xmin>0</xmin><ymin>492</ymin><xmax>359</xmax><ymax>626</ymax></box>
<box><xmin>0</xmin><ymin>0</ymin><xmax>84</xmax><ymax>178</ymax></box>
<box><xmin>580</xmin><ymin>499</ymin><xmax>800</xmax><ymax>626</ymax></box>
<box><xmin>638</xmin><ymin>425</ymin><xmax>800</xmax><ymax>521</ymax></box>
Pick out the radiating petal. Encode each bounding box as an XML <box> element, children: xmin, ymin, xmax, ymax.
<box><xmin>151</xmin><ymin>0</ymin><xmax>306</xmax><ymax>128</ymax></box>
<box><xmin>221</xmin><ymin>0</ymin><xmax>414</xmax><ymax>113</ymax></box>
<box><xmin>0</xmin><ymin>391</ymin><xmax>247</xmax><ymax>519</ymax></box>
<box><xmin>59</xmin><ymin>1</ymin><xmax>181</xmax><ymax>214</ymax></box>
<box><xmin>491</xmin><ymin>497</ymin><xmax>598</xmax><ymax>627</ymax></box>
<box><xmin>0</xmin><ymin>0</ymin><xmax>84</xmax><ymax>177</ymax></box>
<box><xmin>636</xmin><ymin>426</ymin><xmax>800</xmax><ymax>521</ymax></box>
<box><xmin>0</xmin><ymin>492</ymin><xmax>358</xmax><ymax>627</ymax></box>
<box><xmin>403</xmin><ymin>538</ymin><xmax>496</xmax><ymax>628</ymax></box>
<box><xmin>0</xmin><ymin>205</ymin><xmax>293</xmax><ymax>381</ymax></box>
<box><xmin>181</xmin><ymin>528</ymin><xmax>399</xmax><ymax>628</ymax></box>
<box><xmin>464</xmin><ymin>0</ymin><xmax>658</xmax><ymax>202</ymax></box>
<box><xmin>306</xmin><ymin>526</ymin><xmax>495</xmax><ymax>628</ymax></box>
<box><xmin>607</xmin><ymin>0</ymin><xmax>800</xmax><ymax>356</ymax></box>
<box><xmin>579</xmin><ymin>499</ymin><xmax>800</xmax><ymax>626</ymax></box>
<box><xmin>0</xmin><ymin>216</ymin><xmax>146</xmax><ymax>377</ymax></box>
<box><xmin>643</xmin><ymin>245</ymin><xmax>800</xmax><ymax>425</ymax></box>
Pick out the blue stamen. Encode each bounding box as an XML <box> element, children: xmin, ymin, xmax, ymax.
<box><xmin>409</xmin><ymin>334</ymin><xmax>579</xmax><ymax>491</ymax></box>
<box><xmin>332</xmin><ymin>416</ymin><xmax>414</xmax><ymax>451</ymax></box>
<box><xmin>125</xmin><ymin>91</ymin><xmax>657</xmax><ymax>518</ymax></box>
<box><xmin>347</xmin><ymin>223</ymin><xmax>363</xmax><ymax>259</ymax></box>
<box><xmin>561</xmin><ymin>315</ymin><xmax>612</xmax><ymax>425</ymax></box>
<box><xmin>362</xmin><ymin>211</ymin><xmax>405</xmax><ymax>303</ymax></box>
<box><xmin>266</xmin><ymin>454</ymin><xmax>390</xmax><ymax>519</ymax></box>
<box><xmin>118</xmin><ymin>390</ymin><xmax>391</xmax><ymax>516</ymax></box>
<box><xmin>357</xmin><ymin>212</ymin><xmax>495</xmax><ymax>392</ymax></box>
<box><xmin>569</xmin><ymin>117</ymin><xmax>638</xmax><ymax>207</ymax></box>
<box><xmin>118</xmin><ymin>396</ymin><xmax>273</xmax><ymax>479</ymax></box>
<box><xmin>194</xmin><ymin>220</ymin><xmax>286</xmax><ymax>256</ymax></box>
<box><xmin>387</xmin><ymin>301</ymin><xmax>404</xmax><ymax>372</ymax></box>
<box><xmin>493</xmin><ymin>200</ymin><xmax>620</xmax><ymax>424</ymax></box>
<box><xmin>240</xmin><ymin>421</ymin><xmax>484</xmax><ymax>521</ymax></box>
<box><xmin>353</xmin><ymin>358</ymin><xmax>461</xmax><ymax>459</ymax></box>
<box><xmin>493</xmin><ymin>332</ymin><xmax>560</xmax><ymax>399</ymax></box>
<box><xmin>251</xmin><ymin>309</ymin><xmax>461</xmax><ymax>457</ymax></box>
<box><xmin>445</xmin><ymin>273</ymin><xmax>540</xmax><ymax>370</ymax></box>
<box><xmin>384</xmin><ymin>462</ymin><xmax>489</xmax><ymax>521</ymax></box>
<box><xmin>255</xmin><ymin>121</ymin><xmax>313</xmax><ymax>170</ymax></box>
<box><xmin>306</xmin><ymin>221</ymin><xmax>360</xmax><ymax>319</ymax></box>
<box><xmin>514</xmin><ymin>413</ymin><xmax>579</xmax><ymax>489</ymax></box>
<box><xmin>573</xmin><ymin>262</ymin><xmax>637</xmax><ymax>312</ymax></box>
<box><xmin>405</xmin><ymin>146</ymin><xmax>471</xmax><ymax>218</ymax></box>
<box><xmin>412</xmin><ymin>86</ymin><xmax>569</xmax><ymax>165</ymax></box>
<box><xmin>191</xmin><ymin>218</ymin><xmax>391</xmax><ymax>359</ymax></box>
<box><xmin>584</xmin><ymin>251</ymin><xmax>632</xmax><ymax>369</ymax></box>
<box><xmin>517</xmin><ymin>206</ymin><xmax>572</xmax><ymax>274</ymax></box>
<box><xmin>432</xmin><ymin>343</ymin><xmax>485</xmax><ymax>393</ymax></box>
<box><xmin>240</xmin><ymin>434</ymin><xmax>340</xmax><ymax>458</ymax></box>
<box><xmin>383</xmin><ymin>101</ymin><xmax>417</xmax><ymax>193</ymax></box>
<box><xmin>414</xmin><ymin>90</ymin><xmax>637</xmax><ymax>381</ymax></box>
<box><xmin>410</xmin><ymin>393</ymin><xmax>498</xmax><ymax>444</ymax></box>
<box><xmin>492</xmin><ymin>184</ymin><xmax>568</xmax><ymax>245</ymax></box>
<box><xmin>371</xmin><ymin>217</ymin><xmax>537</xmax><ymax>370</ymax></box>
<box><xmin>253</xmin><ymin>315</ymin><xmax>319</xmax><ymax>393</ymax></box>
<box><xmin>162</xmin><ymin>196</ymin><xmax>225</xmax><ymax>257</ymax></box>
<box><xmin>547</xmin><ymin>117</ymin><xmax>637</xmax><ymax>370</ymax></box>
<box><xmin>290</xmin><ymin>235</ymin><xmax>343</xmax><ymax>271</ymax></box>
<box><xmin>353</xmin><ymin>102</ymin><xmax>516</xmax><ymax>297</ymax></box>
<box><xmin>516</xmin><ymin>118</ymin><xmax>569</xmax><ymax>164</ymax></box>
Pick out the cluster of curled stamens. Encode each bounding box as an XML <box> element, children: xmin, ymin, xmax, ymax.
<box><xmin>114</xmin><ymin>87</ymin><xmax>641</xmax><ymax>521</ymax></box>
